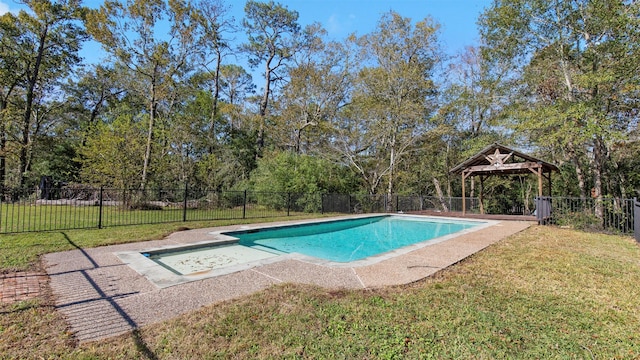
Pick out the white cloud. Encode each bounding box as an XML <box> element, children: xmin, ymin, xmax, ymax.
<box><xmin>327</xmin><ymin>14</ymin><xmax>341</xmax><ymax>34</ymax></box>
<box><xmin>0</xmin><ymin>2</ymin><xmax>9</xmax><ymax>15</ymax></box>
<box><xmin>326</xmin><ymin>13</ymin><xmax>357</xmax><ymax>37</ymax></box>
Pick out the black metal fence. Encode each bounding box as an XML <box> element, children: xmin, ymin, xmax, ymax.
<box><xmin>321</xmin><ymin>194</ymin><xmax>480</xmax><ymax>214</ymax></box>
<box><xmin>1</xmin><ymin>185</ymin><xmax>636</xmax><ymax>236</ymax></box>
<box><xmin>0</xmin><ymin>186</ymin><xmax>482</xmax><ymax>234</ymax></box>
<box><xmin>536</xmin><ymin>196</ymin><xmax>636</xmax><ymax>235</ymax></box>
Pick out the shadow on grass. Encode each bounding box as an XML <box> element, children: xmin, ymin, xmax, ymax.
<box><xmin>58</xmin><ymin>232</ymin><xmax>158</xmax><ymax>359</ymax></box>
<box><xmin>0</xmin><ymin>299</ymin><xmax>41</xmax><ymax>314</ymax></box>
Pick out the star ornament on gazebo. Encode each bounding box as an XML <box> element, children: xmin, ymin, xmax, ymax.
<box><xmin>484</xmin><ymin>149</ymin><xmax>512</xmax><ymax>167</ymax></box>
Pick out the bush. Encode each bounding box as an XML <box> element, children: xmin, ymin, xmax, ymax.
<box><xmin>554</xmin><ymin>211</ymin><xmax>603</xmax><ymax>232</ymax></box>
<box><xmin>250</xmin><ymin>151</ymin><xmax>359</xmax><ymax>196</ymax></box>
<box><xmin>129</xmin><ymin>202</ymin><xmax>164</xmax><ymax>211</ymax></box>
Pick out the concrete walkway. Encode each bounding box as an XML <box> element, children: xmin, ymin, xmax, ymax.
<box><xmin>43</xmin><ymin>216</ymin><xmax>532</xmax><ymax>342</ymax></box>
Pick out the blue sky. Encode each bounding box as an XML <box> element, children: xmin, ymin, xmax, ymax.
<box><xmin>1</xmin><ymin>0</ymin><xmax>492</xmax><ymax>55</ymax></box>
<box><xmin>256</xmin><ymin>0</ymin><xmax>493</xmax><ymax>55</ymax></box>
<box><xmin>1</xmin><ymin>0</ymin><xmax>492</xmax><ymax>86</ymax></box>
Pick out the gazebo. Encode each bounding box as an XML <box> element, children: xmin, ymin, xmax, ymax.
<box><xmin>450</xmin><ymin>143</ymin><xmax>559</xmax><ymax>215</ymax></box>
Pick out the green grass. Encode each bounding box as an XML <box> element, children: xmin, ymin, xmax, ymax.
<box><xmin>1</xmin><ymin>225</ymin><xmax>640</xmax><ymax>358</ymax></box>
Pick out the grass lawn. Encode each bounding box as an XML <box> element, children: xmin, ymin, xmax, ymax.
<box><xmin>1</xmin><ymin>224</ymin><xmax>640</xmax><ymax>358</ymax></box>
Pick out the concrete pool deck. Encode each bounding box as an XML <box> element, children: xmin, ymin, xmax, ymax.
<box><xmin>43</xmin><ymin>215</ymin><xmax>533</xmax><ymax>342</ymax></box>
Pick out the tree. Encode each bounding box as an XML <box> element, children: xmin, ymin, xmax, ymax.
<box><xmin>63</xmin><ymin>65</ymin><xmax>123</xmax><ymax>147</ymax></box>
<box><xmin>214</xmin><ymin>64</ymin><xmax>255</xmax><ymax>133</ymax></box>
<box><xmin>479</xmin><ymin>0</ymin><xmax>640</xmax><ymax>209</ymax></box>
<box><xmin>192</xmin><ymin>0</ymin><xmax>236</xmax><ymax>155</ymax></box>
<box><xmin>0</xmin><ymin>0</ymin><xmax>86</xmax><ymax>190</ymax></box>
<box><xmin>87</xmin><ymin>0</ymin><xmax>202</xmax><ymax>190</ymax></box>
<box><xmin>333</xmin><ymin>12</ymin><xmax>441</xmax><ymax>198</ymax></box>
<box><xmin>439</xmin><ymin>46</ymin><xmax>509</xmax><ymax>140</ymax></box>
<box><xmin>251</xmin><ymin>151</ymin><xmax>356</xmax><ymax>194</ymax></box>
<box><xmin>241</xmin><ymin>0</ymin><xmax>301</xmax><ymax>154</ymax></box>
<box><xmin>80</xmin><ymin>104</ymin><xmax>146</xmax><ymax>188</ymax></box>
<box><xmin>276</xmin><ymin>34</ymin><xmax>352</xmax><ymax>154</ymax></box>
<box><xmin>166</xmin><ymin>86</ymin><xmax>217</xmax><ymax>187</ymax></box>
<box><xmin>0</xmin><ymin>13</ymin><xmax>24</xmax><ymax>191</ymax></box>
<box><xmin>434</xmin><ymin>46</ymin><xmax>510</xmax><ymax>198</ymax></box>
<box><xmin>30</xmin><ymin>101</ymin><xmax>83</xmax><ymax>184</ymax></box>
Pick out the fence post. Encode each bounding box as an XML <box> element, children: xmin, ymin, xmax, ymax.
<box><xmin>98</xmin><ymin>186</ymin><xmax>103</xmax><ymax>229</ymax></box>
<box><xmin>348</xmin><ymin>195</ymin><xmax>352</xmax><ymax>214</ymax></box>
<box><xmin>321</xmin><ymin>194</ymin><xmax>324</xmax><ymax>214</ymax></box>
<box><xmin>242</xmin><ymin>190</ymin><xmax>247</xmax><ymax>219</ymax></box>
<box><xmin>634</xmin><ymin>198</ymin><xmax>639</xmax><ymax>243</ymax></box>
<box><xmin>182</xmin><ymin>182</ymin><xmax>188</xmax><ymax>222</ymax></box>
<box><xmin>0</xmin><ymin>189</ymin><xmax>3</xmax><ymax>232</ymax></box>
<box><xmin>396</xmin><ymin>195</ymin><xmax>399</xmax><ymax>213</ymax></box>
<box><xmin>287</xmin><ymin>193</ymin><xmax>291</xmax><ymax>216</ymax></box>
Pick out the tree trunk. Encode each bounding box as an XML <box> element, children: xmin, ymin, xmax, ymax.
<box><xmin>209</xmin><ymin>50</ymin><xmax>222</xmax><ymax>155</ymax></box>
<box><xmin>387</xmin><ymin>146</ymin><xmax>395</xmax><ymax>197</ymax></box>
<box><xmin>567</xmin><ymin>142</ymin><xmax>587</xmax><ymax>198</ymax></box>
<box><xmin>19</xmin><ymin>25</ymin><xmax>49</xmax><ymax>190</ymax></box>
<box><xmin>141</xmin><ymin>78</ymin><xmax>157</xmax><ymax>191</ymax></box>
<box><xmin>19</xmin><ymin>118</ymin><xmax>30</xmax><ymax>189</ymax></box>
<box><xmin>446</xmin><ymin>140</ymin><xmax>452</xmax><ymax>198</ymax></box>
<box><xmin>592</xmin><ymin>136</ymin><xmax>605</xmax><ymax>219</ymax></box>
<box><xmin>213</xmin><ymin>50</ymin><xmax>221</xmax><ymax>120</ymax></box>
<box><xmin>524</xmin><ymin>181</ymin><xmax>532</xmax><ymax>215</ymax></box>
<box><xmin>386</xmin><ymin>134</ymin><xmax>397</xmax><ymax>212</ymax></box>
<box><xmin>618</xmin><ymin>171</ymin><xmax>627</xmax><ymax>200</ymax></box>
<box><xmin>257</xmin><ymin>55</ymin><xmax>274</xmax><ymax>156</ymax></box>
<box><xmin>470</xmin><ymin>177</ymin><xmax>475</xmax><ymax>199</ymax></box>
<box><xmin>295</xmin><ymin>128</ymin><xmax>301</xmax><ymax>154</ymax></box>
<box><xmin>432</xmin><ymin>177</ymin><xmax>448</xmax><ymax>212</ymax></box>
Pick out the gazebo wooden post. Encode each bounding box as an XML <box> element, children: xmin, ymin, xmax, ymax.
<box><xmin>461</xmin><ymin>172</ymin><xmax>466</xmax><ymax>215</ymax></box>
<box><xmin>479</xmin><ymin>175</ymin><xmax>485</xmax><ymax>215</ymax></box>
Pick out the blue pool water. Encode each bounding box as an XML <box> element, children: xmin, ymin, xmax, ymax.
<box><xmin>225</xmin><ymin>215</ymin><xmax>482</xmax><ymax>263</ymax></box>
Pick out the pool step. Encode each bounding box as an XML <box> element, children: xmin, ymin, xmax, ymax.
<box><xmin>248</xmin><ymin>244</ymin><xmax>287</xmax><ymax>256</ymax></box>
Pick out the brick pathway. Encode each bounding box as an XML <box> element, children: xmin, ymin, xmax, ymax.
<box><xmin>0</xmin><ymin>272</ymin><xmax>48</xmax><ymax>304</ymax></box>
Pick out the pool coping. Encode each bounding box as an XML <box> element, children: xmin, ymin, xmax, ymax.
<box><xmin>115</xmin><ymin>214</ymin><xmax>498</xmax><ymax>288</ymax></box>
<box><xmin>43</xmin><ymin>214</ymin><xmax>533</xmax><ymax>342</ymax></box>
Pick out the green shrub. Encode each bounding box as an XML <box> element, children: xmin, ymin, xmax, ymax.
<box><xmin>554</xmin><ymin>211</ymin><xmax>603</xmax><ymax>232</ymax></box>
<box><xmin>129</xmin><ymin>202</ymin><xmax>164</xmax><ymax>211</ymax></box>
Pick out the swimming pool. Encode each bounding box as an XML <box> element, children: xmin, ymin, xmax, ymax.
<box><xmin>139</xmin><ymin>215</ymin><xmax>485</xmax><ymax>278</ymax></box>
<box><xmin>228</xmin><ymin>215</ymin><xmax>481</xmax><ymax>262</ymax></box>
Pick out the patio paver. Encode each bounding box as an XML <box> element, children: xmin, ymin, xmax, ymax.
<box><xmin>0</xmin><ymin>272</ymin><xmax>48</xmax><ymax>304</ymax></box>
